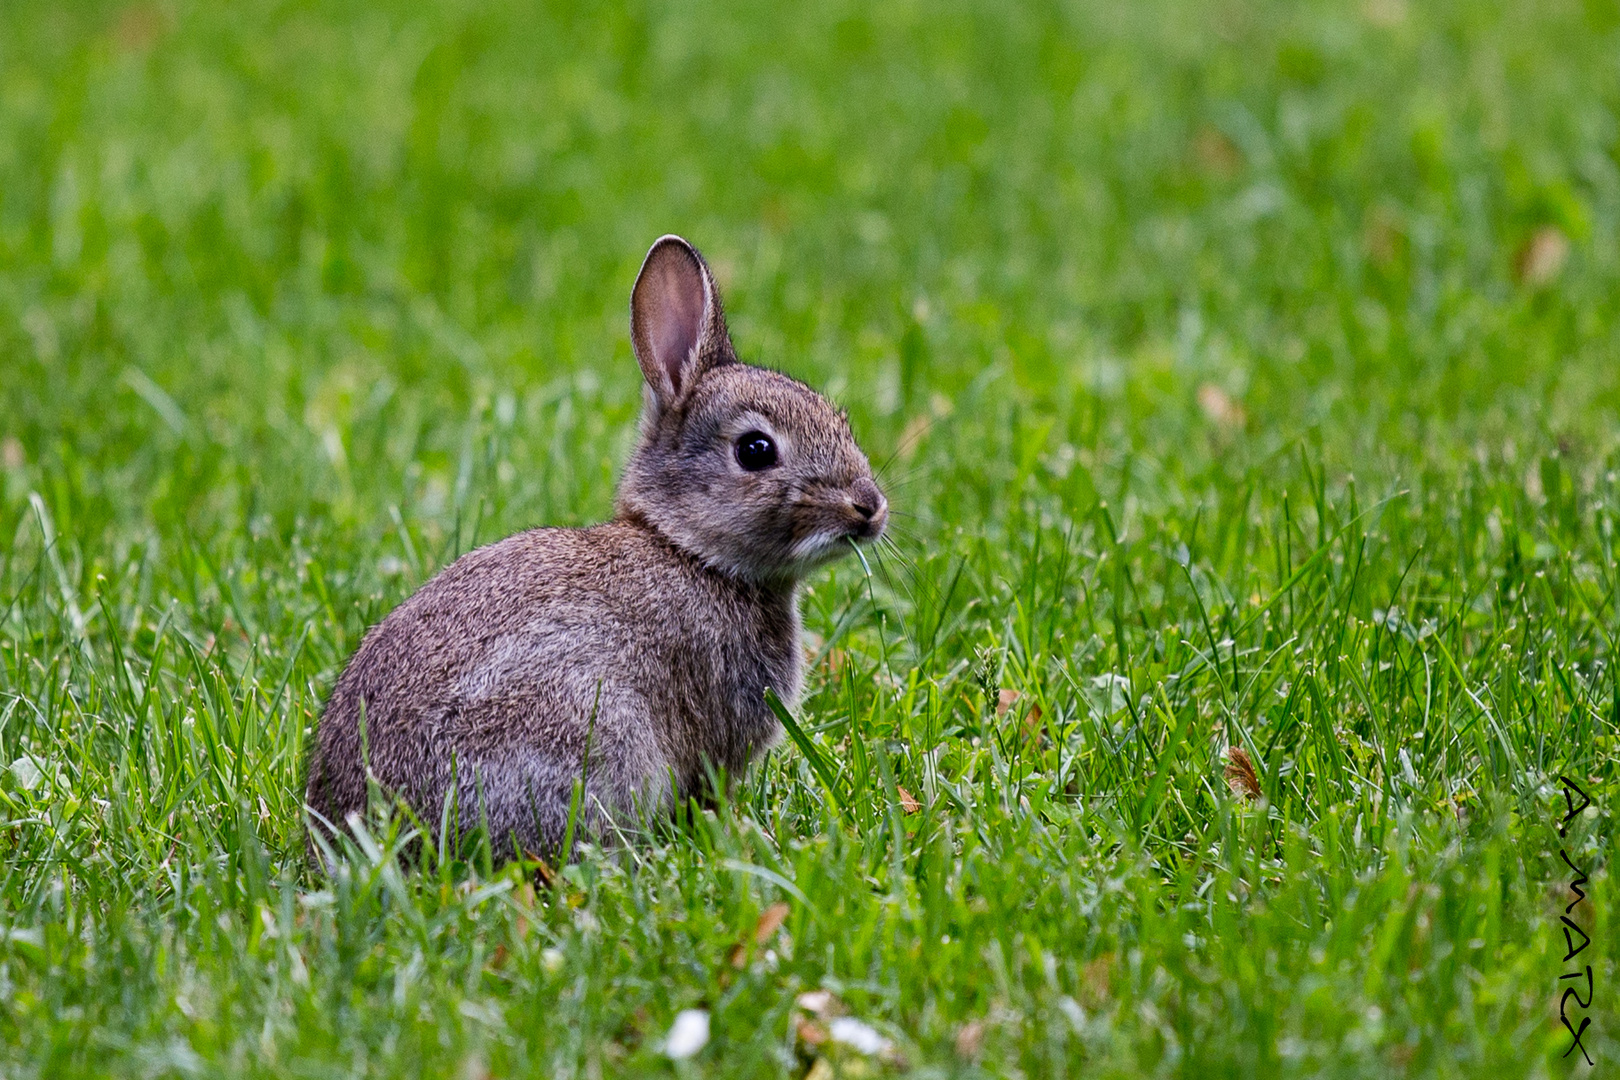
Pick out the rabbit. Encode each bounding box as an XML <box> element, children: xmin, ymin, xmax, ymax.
<box><xmin>305</xmin><ymin>235</ymin><xmax>888</xmax><ymax>864</ymax></box>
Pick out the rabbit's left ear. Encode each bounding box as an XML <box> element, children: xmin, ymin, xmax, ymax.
<box><xmin>630</xmin><ymin>235</ymin><xmax>732</xmax><ymax>410</ymax></box>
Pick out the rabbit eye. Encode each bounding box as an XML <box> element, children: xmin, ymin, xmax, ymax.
<box><xmin>734</xmin><ymin>431</ymin><xmax>778</xmax><ymax>471</ymax></box>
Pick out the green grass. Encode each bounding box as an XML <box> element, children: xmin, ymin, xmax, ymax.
<box><xmin>1</xmin><ymin>0</ymin><xmax>1617</xmax><ymax>1074</ymax></box>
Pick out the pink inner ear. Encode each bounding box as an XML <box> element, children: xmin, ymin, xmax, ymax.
<box><xmin>635</xmin><ymin>245</ymin><xmax>708</xmax><ymax>399</ymax></box>
<box><xmin>652</xmin><ymin>263</ymin><xmax>702</xmax><ymax>392</ymax></box>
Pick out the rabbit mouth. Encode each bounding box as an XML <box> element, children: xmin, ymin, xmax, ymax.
<box><xmin>787</xmin><ymin>508</ymin><xmax>887</xmax><ymax>565</ymax></box>
<box><xmin>778</xmin><ymin>478</ymin><xmax>887</xmax><ymax>571</ymax></box>
<box><xmin>788</xmin><ymin>530</ymin><xmax>860</xmax><ymax>566</ymax></box>
<box><xmin>843</xmin><ymin>513</ymin><xmax>886</xmax><ymax>544</ymax></box>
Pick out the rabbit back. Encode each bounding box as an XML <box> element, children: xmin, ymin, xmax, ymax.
<box><xmin>306</xmin><ymin>522</ymin><xmax>798</xmax><ymax>857</ymax></box>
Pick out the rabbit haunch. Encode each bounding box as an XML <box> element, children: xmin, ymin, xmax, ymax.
<box><xmin>305</xmin><ymin>235</ymin><xmax>888</xmax><ymax>862</ymax></box>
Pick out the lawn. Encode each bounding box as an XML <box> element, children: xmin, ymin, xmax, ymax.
<box><xmin>1</xmin><ymin>0</ymin><xmax>1616</xmax><ymax>1075</ymax></box>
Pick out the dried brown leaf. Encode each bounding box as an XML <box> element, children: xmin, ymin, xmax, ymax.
<box><xmin>1192</xmin><ymin>125</ymin><xmax>1243</xmax><ymax>180</ymax></box>
<box><xmin>954</xmin><ymin>1019</ymin><xmax>986</xmax><ymax>1059</ymax></box>
<box><xmin>1021</xmin><ymin>703</ymin><xmax>1045</xmax><ymax>744</ymax></box>
<box><xmin>1197</xmin><ymin>384</ymin><xmax>1246</xmax><ymax>431</ymax></box>
<box><xmin>1224</xmin><ymin>746</ymin><xmax>1262</xmax><ymax>800</ymax></box>
<box><xmin>523</xmin><ymin>855</ymin><xmax>555</xmax><ymax>890</ymax></box>
<box><xmin>728</xmin><ymin>898</ymin><xmax>788</xmax><ymax>967</ymax></box>
<box><xmin>797</xmin><ymin>1018</ymin><xmax>830</xmax><ymax>1047</ymax></box>
<box><xmin>754</xmin><ymin>902</ymin><xmax>791</xmax><ymax>944</ymax></box>
<box><xmin>1515</xmin><ymin>226</ymin><xmax>1569</xmax><ymax>286</ymax></box>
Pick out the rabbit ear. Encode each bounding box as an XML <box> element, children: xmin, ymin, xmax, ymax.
<box><xmin>630</xmin><ymin>235</ymin><xmax>730</xmax><ymax>408</ymax></box>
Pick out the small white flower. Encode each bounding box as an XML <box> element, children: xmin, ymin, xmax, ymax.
<box><xmin>795</xmin><ymin>990</ymin><xmax>837</xmax><ymax>1015</ymax></box>
<box><xmin>828</xmin><ymin>1017</ymin><xmax>891</xmax><ymax>1056</ymax></box>
<box><xmin>664</xmin><ymin>1008</ymin><xmax>710</xmax><ymax>1060</ymax></box>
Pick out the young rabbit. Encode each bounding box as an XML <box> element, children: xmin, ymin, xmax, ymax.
<box><xmin>305</xmin><ymin>235</ymin><xmax>888</xmax><ymax>862</ymax></box>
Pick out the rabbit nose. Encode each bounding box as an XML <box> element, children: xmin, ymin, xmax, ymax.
<box><xmin>850</xmin><ymin>477</ymin><xmax>885</xmax><ymax>520</ymax></box>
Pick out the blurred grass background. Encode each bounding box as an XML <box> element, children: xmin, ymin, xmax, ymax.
<box><xmin>0</xmin><ymin>0</ymin><xmax>1617</xmax><ymax>1075</ymax></box>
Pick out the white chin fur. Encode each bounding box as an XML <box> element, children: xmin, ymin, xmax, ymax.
<box><xmin>788</xmin><ymin>530</ymin><xmax>852</xmax><ymax>566</ymax></box>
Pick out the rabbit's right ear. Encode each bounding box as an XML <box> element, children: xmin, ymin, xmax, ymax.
<box><xmin>630</xmin><ymin>235</ymin><xmax>731</xmax><ymax>411</ymax></box>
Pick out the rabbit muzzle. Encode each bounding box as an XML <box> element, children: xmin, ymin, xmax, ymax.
<box><xmin>784</xmin><ymin>475</ymin><xmax>888</xmax><ymax>566</ymax></box>
<box><xmin>847</xmin><ymin>476</ymin><xmax>888</xmax><ymax>540</ymax></box>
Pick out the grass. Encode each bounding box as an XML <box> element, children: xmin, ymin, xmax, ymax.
<box><xmin>1</xmin><ymin>0</ymin><xmax>1617</xmax><ymax>1074</ymax></box>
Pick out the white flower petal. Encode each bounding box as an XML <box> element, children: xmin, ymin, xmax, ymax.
<box><xmin>664</xmin><ymin>1008</ymin><xmax>710</xmax><ymax>1060</ymax></box>
<box><xmin>795</xmin><ymin>990</ymin><xmax>837</xmax><ymax>1015</ymax></box>
<box><xmin>828</xmin><ymin>1017</ymin><xmax>891</xmax><ymax>1056</ymax></box>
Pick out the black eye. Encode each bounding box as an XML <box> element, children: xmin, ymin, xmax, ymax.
<box><xmin>734</xmin><ymin>431</ymin><xmax>778</xmax><ymax>471</ymax></box>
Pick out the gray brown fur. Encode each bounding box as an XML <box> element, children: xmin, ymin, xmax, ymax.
<box><xmin>305</xmin><ymin>236</ymin><xmax>887</xmax><ymax>862</ymax></box>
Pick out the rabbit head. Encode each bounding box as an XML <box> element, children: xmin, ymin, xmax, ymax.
<box><xmin>616</xmin><ymin>235</ymin><xmax>888</xmax><ymax>585</ymax></box>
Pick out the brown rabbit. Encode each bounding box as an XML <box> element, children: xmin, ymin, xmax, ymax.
<box><xmin>305</xmin><ymin>235</ymin><xmax>887</xmax><ymax>862</ymax></box>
